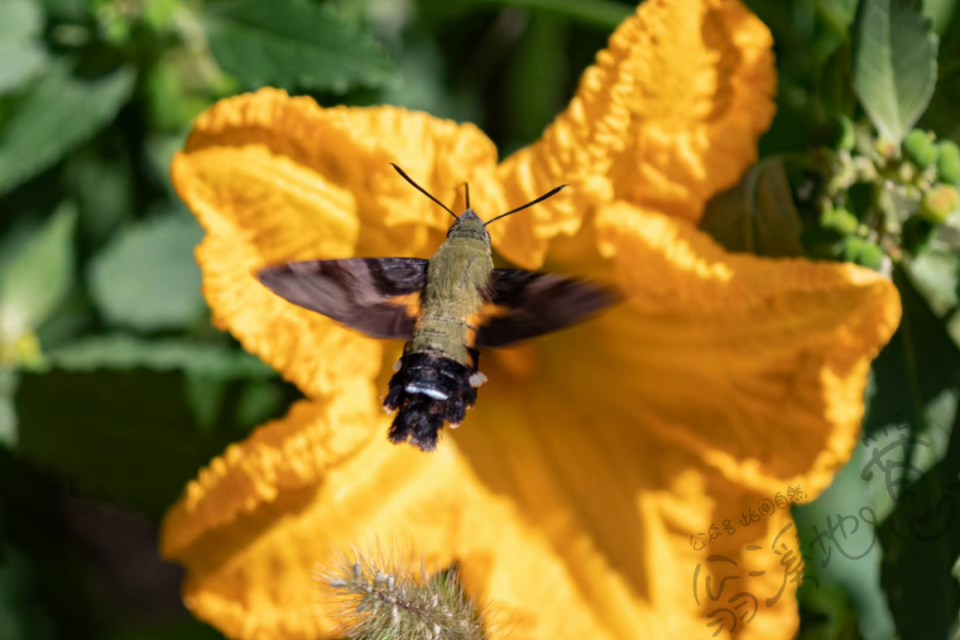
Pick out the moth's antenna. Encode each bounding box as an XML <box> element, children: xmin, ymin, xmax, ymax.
<box><xmin>390</xmin><ymin>163</ymin><xmax>459</xmax><ymax>221</ymax></box>
<box><xmin>484</xmin><ymin>184</ymin><xmax>567</xmax><ymax>227</ymax></box>
<box><xmin>464</xmin><ymin>182</ymin><xmax>470</xmax><ymax>209</ymax></box>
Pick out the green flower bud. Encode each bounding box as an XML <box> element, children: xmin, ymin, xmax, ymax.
<box><xmin>919</xmin><ymin>184</ymin><xmax>960</xmax><ymax>224</ymax></box>
<box><xmin>902</xmin><ymin>216</ymin><xmax>937</xmax><ymax>255</ymax></box>
<box><xmin>819</xmin><ymin>207</ymin><xmax>859</xmax><ymax>235</ymax></box>
<box><xmin>856</xmin><ymin>241</ymin><xmax>884</xmax><ymax>270</ymax></box>
<box><xmin>817</xmin><ymin>115</ymin><xmax>856</xmax><ymax>151</ymax></box>
<box><xmin>937</xmin><ymin>140</ymin><xmax>960</xmax><ymax>184</ymax></box>
<box><xmin>903</xmin><ymin>129</ymin><xmax>938</xmax><ymax>169</ymax></box>
<box><xmin>842</xmin><ymin>236</ymin><xmax>865</xmax><ymax>263</ymax></box>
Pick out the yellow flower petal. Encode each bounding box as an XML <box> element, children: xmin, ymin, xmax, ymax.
<box><xmin>161</xmin><ymin>383</ymin><xmax>464</xmax><ymax>639</ymax></box>
<box><xmin>163</xmin><ymin>374</ymin><xmax>804</xmax><ymax>639</ymax></box>
<box><xmin>444</xmin><ymin>352</ymin><xmax>811</xmax><ymax>638</ymax></box>
<box><xmin>569</xmin><ymin>201</ymin><xmax>902</xmax><ymax>497</ymax></box>
<box><xmin>493</xmin><ymin>0</ymin><xmax>776</xmax><ymax>268</ymax></box>
<box><xmin>172</xmin><ymin>89</ymin><xmax>504</xmax><ymax>396</ymax></box>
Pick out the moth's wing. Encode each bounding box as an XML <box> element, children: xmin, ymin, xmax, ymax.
<box><xmin>256</xmin><ymin>257</ymin><xmax>428</xmax><ymax>339</ymax></box>
<box><xmin>476</xmin><ymin>269</ymin><xmax>620</xmax><ymax>348</ymax></box>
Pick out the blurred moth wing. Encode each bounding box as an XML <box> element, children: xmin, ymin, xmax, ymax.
<box><xmin>257</xmin><ymin>261</ymin><xmax>617</xmax><ymax>347</ymax></box>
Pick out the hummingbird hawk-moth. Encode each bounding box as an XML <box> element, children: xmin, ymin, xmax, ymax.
<box><xmin>257</xmin><ymin>164</ymin><xmax>618</xmax><ymax>452</ymax></box>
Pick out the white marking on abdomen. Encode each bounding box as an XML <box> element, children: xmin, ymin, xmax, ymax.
<box><xmin>405</xmin><ymin>385</ymin><xmax>449</xmax><ymax>401</ymax></box>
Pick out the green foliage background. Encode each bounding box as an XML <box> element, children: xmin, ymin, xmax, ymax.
<box><xmin>0</xmin><ymin>0</ymin><xmax>958</xmax><ymax>639</ymax></box>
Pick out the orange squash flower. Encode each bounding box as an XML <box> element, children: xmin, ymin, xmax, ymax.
<box><xmin>160</xmin><ymin>0</ymin><xmax>901</xmax><ymax>638</ymax></box>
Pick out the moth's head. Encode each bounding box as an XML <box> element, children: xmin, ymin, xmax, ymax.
<box><xmin>446</xmin><ymin>208</ymin><xmax>490</xmax><ymax>243</ymax></box>
<box><xmin>389</xmin><ymin>163</ymin><xmax>566</xmax><ymax>245</ymax></box>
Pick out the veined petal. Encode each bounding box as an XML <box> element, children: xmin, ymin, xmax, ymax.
<box><xmin>576</xmin><ymin>202</ymin><xmax>902</xmax><ymax>497</ymax></box>
<box><xmin>172</xmin><ymin>89</ymin><xmax>503</xmax><ymax>395</ymax></box>
<box><xmin>493</xmin><ymin>0</ymin><xmax>776</xmax><ymax>267</ymax></box>
<box><xmin>162</xmin><ymin>372</ymin><xmax>797</xmax><ymax>639</ymax></box>
<box><xmin>449</xmin><ymin>362</ymin><xmax>803</xmax><ymax>639</ymax></box>
<box><xmin>161</xmin><ymin>380</ymin><xmax>465</xmax><ymax>640</ymax></box>
<box><xmin>160</xmin><ymin>379</ymin><xmax>601</xmax><ymax>640</ymax></box>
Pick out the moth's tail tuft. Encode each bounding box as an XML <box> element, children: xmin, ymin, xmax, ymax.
<box><xmin>384</xmin><ymin>351</ymin><xmax>478</xmax><ymax>452</ymax></box>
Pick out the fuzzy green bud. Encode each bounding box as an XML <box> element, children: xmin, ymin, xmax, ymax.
<box><xmin>919</xmin><ymin>184</ymin><xmax>960</xmax><ymax>224</ymax></box>
<box><xmin>937</xmin><ymin>141</ymin><xmax>960</xmax><ymax>184</ymax></box>
<box><xmin>903</xmin><ymin>129</ymin><xmax>938</xmax><ymax>169</ymax></box>
<box><xmin>818</xmin><ymin>115</ymin><xmax>856</xmax><ymax>151</ymax></box>
<box><xmin>902</xmin><ymin>216</ymin><xmax>937</xmax><ymax>255</ymax></box>
<box><xmin>842</xmin><ymin>236</ymin><xmax>865</xmax><ymax>263</ymax></box>
<box><xmin>819</xmin><ymin>207</ymin><xmax>859</xmax><ymax>235</ymax></box>
<box><xmin>856</xmin><ymin>241</ymin><xmax>884</xmax><ymax>270</ymax></box>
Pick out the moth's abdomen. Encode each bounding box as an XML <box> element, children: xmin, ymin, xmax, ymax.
<box><xmin>383</xmin><ymin>349</ymin><xmax>481</xmax><ymax>452</ymax></box>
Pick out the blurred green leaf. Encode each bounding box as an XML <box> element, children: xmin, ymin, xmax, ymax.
<box><xmin>88</xmin><ymin>213</ymin><xmax>205</xmax><ymax>332</ymax></box>
<box><xmin>867</xmin><ymin>267</ymin><xmax>960</xmax><ymax>451</ymax></box>
<box><xmin>924</xmin><ymin>0</ymin><xmax>959</xmax><ymax>35</ymax></box>
<box><xmin>906</xmin><ymin>249</ymin><xmax>960</xmax><ymax>317</ymax></box>
<box><xmin>0</xmin><ymin>0</ymin><xmax>44</xmax><ymax>39</ymax></box>
<box><xmin>820</xmin><ymin>42</ymin><xmax>858</xmax><ymax>117</ymax></box>
<box><xmin>235</xmin><ymin>380</ymin><xmax>286</xmax><ymax>431</ymax></box>
<box><xmin>877</xmin><ymin>404</ymin><xmax>960</xmax><ymax>640</ymax></box>
<box><xmin>504</xmin><ymin>16</ymin><xmax>567</xmax><ymax>146</ymax></box>
<box><xmin>0</xmin><ymin>0</ymin><xmax>47</xmax><ymax>93</ymax></box>
<box><xmin>0</xmin><ymin>44</ymin><xmax>47</xmax><ymax>95</ymax></box>
<box><xmin>0</xmin><ymin>370</ymin><xmax>17</xmax><ymax>447</ymax></box>
<box><xmin>853</xmin><ymin>0</ymin><xmax>938</xmax><ymax>143</ymax></box>
<box><xmin>183</xmin><ymin>373</ymin><xmax>228</xmax><ymax>433</ymax></box>
<box><xmin>922</xmin><ymin>7</ymin><xmax>960</xmax><ymax>141</ymax></box>
<box><xmin>0</xmin><ymin>547</ymin><xmax>58</xmax><ymax>640</ymax></box>
<box><xmin>794</xmin><ymin>446</ymin><xmax>898</xmax><ymax>640</ymax></box>
<box><xmin>45</xmin><ymin>335</ymin><xmax>274</xmax><ymax>379</ymax></box>
<box><xmin>458</xmin><ymin>0</ymin><xmax>631</xmax><ymax>29</ymax></box>
<box><xmin>698</xmin><ymin>158</ymin><xmax>805</xmax><ymax>257</ymax></box>
<box><xmin>14</xmin><ymin>368</ymin><xmax>240</xmax><ymax>520</ymax></box>
<box><xmin>0</xmin><ymin>65</ymin><xmax>134</xmax><ymax>196</ymax></box>
<box><xmin>204</xmin><ymin>0</ymin><xmax>396</xmax><ymax>92</ymax></box>
<box><xmin>819</xmin><ymin>0</ymin><xmax>861</xmax><ymax>32</ymax></box>
<box><xmin>64</xmin><ymin>152</ymin><xmax>134</xmax><ymax>250</ymax></box>
<box><xmin>0</xmin><ymin>203</ymin><xmax>76</xmax><ymax>339</ymax></box>
<box><xmin>954</xmin><ymin>554</ymin><xmax>960</xmax><ymax>630</ymax></box>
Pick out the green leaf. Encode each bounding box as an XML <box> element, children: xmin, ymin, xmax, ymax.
<box><xmin>455</xmin><ymin>0</ymin><xmax>632</xmax><ymax>29</ymax></box>
<box><xmin>922</xmin><ymin>7</ymin><xmax>960</xmax><ymax>140</ymax></box>
<box><xmin>0</xmin><ymin>44</ymin><xmax>47</xmax><ymax>95</ymax></box>
<box><xmin>794</xmin><ymin>446</ymin><xmax>898</xmax><ymax>640</ymax></box>
<box><xmin>0</xmin><ymin>0</ymin><xmax>47</xmax><ymax>94</ymax></box>
<box><xmin>13</xmin><ymin>368</ymin><xmax>243</xmax><ymax>520</ymax></box>
<box><xmin>45</xmin><ymin>335</ymin><xmax>275</xmax><ymax>379</ymax></box>
<box><xmin>0</xmin><ymin>370</ymin><xmax>17</xmax><ymax>447</ymax></box>
<box><xmin>0</xmin><ymin>0</ymin><xmax>44</xmax><ymax>40</ymax></box>
<box><xmin>64</xmin><ymin>152</ymin><xmax>134</xmax><ymax>249</ymax></box>
<box><xmin>862</xmin><ymin>267</ymin><xmax>960</xmax><ymax>639</ymax></box>
<box><xmin>924</xmin><ymin>0</ymin><xmax>959</xmax><ymax>35</ymax></box>
<box><xmin>905</xmin><ymin>248</ymin><xmax>960</xmax><ymax>318</ymax></box>
<box><xmin>698</xmin><ymin>158</ymin><xmax>805</xmax><ymax>257</ymax></box>
<box><xmin>203</xmin><ymin>0</ymin><xmax>396</xmax><ymax>92</ymax></box>
<box><xmin>853</xmin><ymin>0</ymin><xmax>939</xmax><ymax>144</ymax></box>
<box><xmin>0</xmin><ymin>204</ymin><xmax>76</xmax><ymax>338</ymax></box>
<box><xmin>88</xmin><ymin>213</ymin><xmax>205</xmax><ymax>332</ymax></box>
<box><xmin>866</xmin><ymin>266</ymin><xmax>960</xmax><ymax>449</ymax></box>
<box><xmin>0</xmin><ymin>65</ymin><xmax>134</xmax><ymax>196</ymax></box>
<box><xmin>876</xmin><ymin>405</ymin><xmax>960</xmax><ymax>640</ymax></box>
<box><xmin>184</xmin><ymin>373</ymin><xmax>228</xmax><ymax>434</ymax></box>
<box><xmin>820</xmin><ymin>42</ymin><xmax>858</xmax><ymax>117</ymax></box>
<box><xmin>817</xmin><ymin>0</ymin><xmax>861</xmax><ymax>37</ymax></box>
<box><xmin>504</xmin><ymin>16</ymin><xmax>568</xmax><ymax>147</ymax></box>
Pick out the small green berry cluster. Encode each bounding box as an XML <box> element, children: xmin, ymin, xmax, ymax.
<box><xmin>798</xmin><ymin>116</ymin><xmax>959</xmax><ymax>270</ymax></box>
